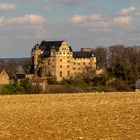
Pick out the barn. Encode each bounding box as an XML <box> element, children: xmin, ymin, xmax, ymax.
<box><xmin>135</xmin><ymin>79</ymin><xmax>140</xmax><ymax>92</ymax></box>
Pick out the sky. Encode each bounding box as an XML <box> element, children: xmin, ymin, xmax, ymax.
<box><xmin>0</xmin><ymin>0</ymin><xmax>140</xmax><ymax>58</ymax></box>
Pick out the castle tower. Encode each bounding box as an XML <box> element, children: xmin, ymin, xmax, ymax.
<box><xmin>31</xmin><ymin>43</ymin><xmax>42</xmax><ymax>76</ymax></box>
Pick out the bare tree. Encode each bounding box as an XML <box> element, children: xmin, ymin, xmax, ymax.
<box><xmin>94</xmin><ymin>47</ymin><xmax>107</xmax><ymax>67</ymax></box>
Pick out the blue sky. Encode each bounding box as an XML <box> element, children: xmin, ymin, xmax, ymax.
<box><xmin>0</xmin><ymin>0</ymin><xmax>140</xmax><ymax>57</ymax></box>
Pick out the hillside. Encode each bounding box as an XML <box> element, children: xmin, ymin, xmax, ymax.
<box><xmin>0</xmin><ymin>92</ymin><xmax>140</xmax><ymax>139</ymax></box>
<box><xmin>0</xmin><ymin>58</ymin><xmax>31</xmax><ymax>74</ymax></box>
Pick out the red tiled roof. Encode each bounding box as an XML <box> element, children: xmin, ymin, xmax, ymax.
<box><xmin>31</xmin><ymin>77</ymin><xmax>46</xmax><ymax>82</ymax></box>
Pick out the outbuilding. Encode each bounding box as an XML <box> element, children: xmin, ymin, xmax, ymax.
<box><xmin>135</xmin><ymin>79</ymin><xmax>140</xmax><ymax>92</ymax></box>
<box><xmin>0</xmin><ymin>70</ymin><xmax>9</xmax><ymax>85</ymax></box>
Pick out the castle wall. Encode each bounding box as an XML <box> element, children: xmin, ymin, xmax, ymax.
<box><xmin>32</xmin><ymin>41</ymin><xmax>96</xmax><ymax>81</ymax></box>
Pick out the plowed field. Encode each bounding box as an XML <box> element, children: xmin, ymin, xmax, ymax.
<box><xmin>0</xmin><ymin>92</ymin><xmax>140</xmax><ymax>139</ymax></box>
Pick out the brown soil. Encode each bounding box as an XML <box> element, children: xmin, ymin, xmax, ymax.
<box><xmin>0</xmin><ymin>92</ymin><xmax>140</xmax><ymax>140</ymax></box>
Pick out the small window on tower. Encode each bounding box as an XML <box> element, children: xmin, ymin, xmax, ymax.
<box><xmin>67</xmin><ymin>71</ymin><xmax>70</xmax><ymax>76</ymax></box>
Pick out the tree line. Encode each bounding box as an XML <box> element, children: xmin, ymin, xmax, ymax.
<box><xmin>92</xmin><ymin>45</ymin><xmax>140</xmax><ymax>91</ymax></box>
<box><xmin>95</xmin><ymin>45</ymin><xmax>140</xmax><ymax>69</ymax></box>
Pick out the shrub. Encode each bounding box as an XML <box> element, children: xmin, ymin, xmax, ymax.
<box><xmin>0</xmin><ymin>79</ymin><xmax>31</xmax><ymax>95</ymax></box>
<box><xmin>63</xmin><ymin>79</ymin><xmax>89</xmax><ymax>92</ymax></box>
<box><xmin>0</xmin><ymin>84</ymin><xmax>16</xmax><ymax>95</ymax></box>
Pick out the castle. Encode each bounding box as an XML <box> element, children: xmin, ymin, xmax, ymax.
<box><xmin>31</xmin><ymin>40</ymin><xmax>96</xmax><ymax>81</ymax></box>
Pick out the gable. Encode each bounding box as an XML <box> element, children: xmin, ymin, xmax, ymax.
<box><xmin>59</xmin><ymin>41</ymin><xmax>70</xmax><ymax>52</ymax></box>
<box><xmin>0</xmin><ymin>70</ymin><xmax>9</xmax><ymax>79</ymax></box>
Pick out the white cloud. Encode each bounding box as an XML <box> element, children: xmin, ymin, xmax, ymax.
<box><xmin>0</xmin><ymin>17</ymin><xmax>5</xmax><ymax>24</ymax></box>
<box><xmin>58</xmin><ymin>0</ymin><xmax>86</xmax><ymax>6</ymax></box>
<box><xmin>0</xmin><ymin>14</ymin><xmax>46</xmax><ymax>40</ymax></box>
<box><xmin>120</xmin><ymin>6</ymin><xmax>136</xmax><ymax>15</ymax></box>
<box><xmin>0</xmin><ymin>3</ymin><xmax>16</xmax><ymax>10</ymax></box>
<box><xmin>8</xmin><ymin>14</ymin><xmax>46</xmax><ymax>25</ymax></box>
<box><xmin>70</xmin><ymin>14</ymin><xmax>105</xmax><ymax>24</ymax></box>
<box><xmin>70</xmin><ymin>14</ymin><xmax>109</xmax><ymax>28</ymax></box>
<box><xmin>88</xmin><ymin>15</ymin><xmax>104</xmax><ymax>21</ymax></box>
<box><xmin>69</xmin><ymin>13</ymin><xmax>134</xmax><ymax>32</ymax></box>
<box><xmin>113</xmin><ymin>16</ymin><xmax>132</xmax><ymax>25</ymax></box>
<box><xmin>70</xmin><ymin>15</ymin><xmax>87</xmax><ymax>23</ymax></box>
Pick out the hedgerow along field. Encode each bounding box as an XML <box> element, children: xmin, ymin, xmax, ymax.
<box><xmin>0</xmin><ymin>92</ymin><xmax>140</xmax><ymax>139</ymax></box>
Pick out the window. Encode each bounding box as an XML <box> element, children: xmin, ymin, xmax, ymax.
<box><xmin>60</xmin><ymin>59</ymin><xmax>62</xmax><ymax>62</ymax></box>
<box><xmin>67</xmin><ymin>65</ymin><xmax>70</xmax><ymax>68</ymax></box>
<box><xmin>74</xmin><ymin>62</ymin><xmax>75</xmax><ymax>65</ymax></box>
<box><xmin>60</xmin><ymin>71</ymin><xmax>62</xmax><ymax>77</ymax></box>
<box><xmin>83</xmin><ymin>62</ymin><xmax>85</xmax><ymax>65</ymax></box>
<box><xmin>60</xmin><ymin>65</ymin><xmax>62</xmax><ymax>68</ymax></box>
<box><xmin>67</xmin><ymin>71</ymin><xmax>70</xmax><ymax>76</ymax></box>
